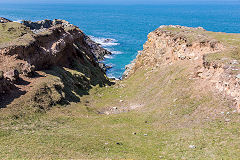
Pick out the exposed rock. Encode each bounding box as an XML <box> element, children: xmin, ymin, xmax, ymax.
<box><xmin>98</xmin><ymin>63</ymin><xmax>112</xmax><ymax>72</ymax></box>
<box><xmin>0</xmin><ymin>19</ymin><xmax>111</xmax><ymax>71</ymax></box>
<box><xmin>0</xmin><ymin>17</ymin><xmax>12</xmax><ymax>23</ymax></box>
<box><xmin>236</xmin><ymin>74</ymin><xmax>240</xmax><ymax>79</ymax></box>
<box><xmin>116</xmin><ymin>142</ymin><xmax>123</xmax><ymax>145</ymax></box>
<box><xmin>4</xmin><ymin>69</ymin><xmax>19</xmax><ymax>82</ymax></box>
<box><xmin>21</xmin><ymin>19</ymin><xmax>111</xmax><ymax>62</ymax></box>
<box><xmin>0</xmin><ymin>72</ymin><xmax>13</xmax><ymax>94</ymax></box>
<box><xmin>85</xmin><ymin>36</ymin><xmax>112</xmax><ymax>61</ymax></box>
<box><xmin>122</xmin><ymin>59</ymin><xmax>136</xmax><ymax>79</ymax></box>
<box><xmin>124</xmin><ymin>25</ymin><xmax>239</xmax><ymax>113</ymax></box>
<box><xmin>0</xmin><ymin>19</ymin><xmax>112</xmax><ymax>109</ymax></box>
<box><xmin>189</xmin><ymin>145</ymin><xmax>196</xmax><ymax>149</ymax></box>
<box><xmin>124</xmin><ymin>25</ymin><xmax>223</xmax><ymax>78</ymax></box>
<box><xmin>21</xmin><ymin>63</ymin><xmax>35</xmax><ymax>77</ymax></box>
<box><xmin>22</xmin><ymin>19</ymin><xmax>72</xmax><ymax>31</ymax></box>
<box><xmin>225</xmin><ymin>119</ymin><xmax>231</xmax><ymax>122</ymax></box>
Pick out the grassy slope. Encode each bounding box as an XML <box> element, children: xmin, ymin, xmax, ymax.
<box><xmin>0</xmin><ymin>60</ymin><xmax>239</xmax><ymax>159</ymax></box>
<box><xmin>0</xmin><ymin>26</ymin><xmax>240</xmax><ymax>159</ymax></box>
<box><xmin>0</xmin><ymin>22</ymin><xmax>32</xmax><ymax>45</ymax></box>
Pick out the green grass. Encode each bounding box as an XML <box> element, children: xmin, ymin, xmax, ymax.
<box><xmin>0</xmin><ymin>25</ymin><xmax>240</xmax><ymax>159</ymax></box>
<box><xmin>0</xmin><ymin>61</ymin><xmax>239</xmax><ymax>159</ymax></box>
<box><xmin>0</xmin><ymin>22</ymin><xmax>32</xmax><ymax>45</ymax></box>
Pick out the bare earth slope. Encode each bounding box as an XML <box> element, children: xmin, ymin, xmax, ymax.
<box><xmin>0</xmin><ymin>24</ymin><xmax>239</xmax><ymax>159</ymax></box>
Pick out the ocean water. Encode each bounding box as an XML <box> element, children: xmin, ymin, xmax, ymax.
<box><xmin>1</xmin><ymin>3</ymin><xmax>240</xmax><ymax>78</ymax></box>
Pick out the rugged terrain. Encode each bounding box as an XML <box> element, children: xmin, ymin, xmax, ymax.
<box><xmin>0</xmin><ymin>21</ymin><xmax>240</xmax><ymax>159</ymax></box>
<box><xmin>0</xmin><ymin>18</ymin><xmax>112</xmax><ymax>112</ymax></box>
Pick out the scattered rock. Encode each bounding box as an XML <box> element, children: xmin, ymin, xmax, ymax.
<box><xmin>144</xmin><ymin>134</ymin><xmax>148</xmax><ymax>136</ymax></box>
<box><xmin>189</xmin><ymin>145</ymin><xmax>196</xmax><ymax>149</ymax></box>
<box><xmin>236</xmin><ymin>74</ymin><xmax>240</xmax><ymax>79</ymax></box>
<box><xmin>225</xmin><ymin>119</ymin><xmax>231</xmax><ymax>122</ymax></box>
<box><xmin>116</xmin><ymin>142</ymin><xmax>123</xmax><ymax>145</ymax></box>
<box><xmin>173</xmin><ymin>98</ymin><xmax>178</xmax><ymax>102</ymax></box>
<box><xmin>16</xmin><ymin>63</ymin><xmax>35</xmax><ymax>77</ymax></box>
<box><xmin>0</xmin><ymin>75</ymin><xmax>13</xmax><ymax>94</ymax></box>
<box><xmin>132</xmin><ymin>132</ymin><xmax>137</xmax><ymax>135</ymax></box>
<box><xmin>4</xmin><ymin>69</ymin><xmax>19</xmax><ymax>82</ymax></box>
<box><xmin>119</xmin><ymin>100</ymin><xmax>124</xmax><ymax>103</ymax></box>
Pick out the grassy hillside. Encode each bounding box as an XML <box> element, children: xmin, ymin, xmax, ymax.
<box><xmin>0</xmin><ymin>22</ymin><xmax>32</xmax><ymax>44</ymax></box>
<box><xmin>0</xmin><ymin>60</ymin><xmax>239</xmax><ymax>159</ymax></box>
<box><xmin>0</xmin><ymin>25</ymin><xmax>240</xmax><ymax>159</ymax></box>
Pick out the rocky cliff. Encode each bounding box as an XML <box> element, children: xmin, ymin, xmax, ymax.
<box><xmin>124</xmin><ymin>25</ymin><xmax>240</xmax><ymax>112</ymax></box>
<box><xmin>0</xmin><ymin>18</ymin><xmax>112</xmax><ymax>111</ymax></box>
<box><xmin>0</xmin><ymin>22</ymin><xmax>240</xmax><ymax>159</ymax></box>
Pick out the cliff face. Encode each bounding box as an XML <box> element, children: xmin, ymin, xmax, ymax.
<box><xmin>0</xmin><ymin>19</ymin><xmax>112</xmax><ymax>110</ymax></box>
<box><xmin>124</xmin><ymin>25</ymin><xmax>240</xmax><ymax>112</ymax></box>
<box><xmin>0</xmin><ymin>19</ymin><xmax>110</xmax><ymax>72</ymax></box>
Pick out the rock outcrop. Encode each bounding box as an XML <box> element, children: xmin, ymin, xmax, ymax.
<box><xmin>0</xmin><ymin>19</ymin><xmax>112</xmax><ymax>109</ymax></box>
<box><xmin>22</xmin><ymin>19</ymin><xmax>111</xmax><ymax>61</ymax></box>
<box><xmin>199</xmin><ymin>57</ymin><xmax>240</xmax><ymax>112</ymax></box>
<box><xmin>123</xmin><ymin>25</ymin><xmax>223</xmax><ymax>78</ymax></box>
<box><xmin>0</xmin><ymin>72</ymin><xmax>13</xmax><ymax>94</ymax></box>
<box><xmin>0</xmin><ymin>17</ymin><xmax>12</xmax><ymax>23</ymax></box>
<box><xmin>124</xmin><ymin>25</ymin><xmax>240</xmax><ymax>112</ymax></box>
<box><xmin>1</xmin><ymin>19</ymin><xmax>111</xmax><ymax>71</ymax></box>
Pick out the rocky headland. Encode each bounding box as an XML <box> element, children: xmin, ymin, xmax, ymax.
<box><xmin>124</xmin><ymin>25</ymin><xmax>240</xmax><ymax>113</ymax></box>
<box><xmin>0</xmin><ymin>18</ymin><xmax>112</xmax><ymax>111</ymax></box>
<box><xmin>0</xmin><ymin>19</ymin><xmax>240</xmax><ymax>159</ymax></box>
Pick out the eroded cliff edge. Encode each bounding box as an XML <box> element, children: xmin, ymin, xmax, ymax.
<box><xmin>0</xmin><ymin>18</ymin><xmax>112</xmax><ymax>113</ymax></box>
<box><xmin>124</xmin><ymin>25</ymin><xmax>240</xmax><ymax>112</ymax></box>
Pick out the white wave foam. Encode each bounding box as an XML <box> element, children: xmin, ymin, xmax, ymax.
<box><xmin>106</xmin><ymin>63</ymin><xmax>115</xmax><ymax>67</ymax></box>
<box><xmin>90</xmin><ymin>36</ymin><xmax>119</xmax><ymax>47</ymax></box>
<box><xmin>90</xmin><ymin>36</ymin><xmax>123</xmax><ymax>69</ymax></box>
<box><xmin>104</xmin><ymin>55</ymin><xmax>114</xmax><ymax>59</ymax></box>
<box><xmin>111</xmin><ymin>51</ymin><xmax>123</xmax><ymax>54</ymax></box>
<box><xmin>13</xmin><ymin>20</ymin><xmax>23</xmax><ymax>23</ymax></box>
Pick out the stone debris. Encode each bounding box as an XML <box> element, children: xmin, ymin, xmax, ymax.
<box><xmin>189</xmin><ymin>145</ymin><xmax>196</xmax><ymax>149</ymax></box>
<box><xmin>116</xmin><ymin>142</ymin><xmax>123</xmax><ymax>145</ymax></box>
<box><xmin>4</xmin><ymin>69</ymin><xmax>19</xmax><ymax>82</ymax></box>
<box><xmin>236</xmin><ymin>74</ymin><xmax>240</xmax><ymax>79</ymax></box>
<box><xmin>225</xmin><ymin>119</ymin><xmax>231</xmax><ymax>122</ymax></box>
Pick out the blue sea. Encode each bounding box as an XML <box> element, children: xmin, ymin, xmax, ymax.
<box><xmin>1</xmin><ymin>3</ymin><xmax>240</xmax><ymax>78</ymax></box>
